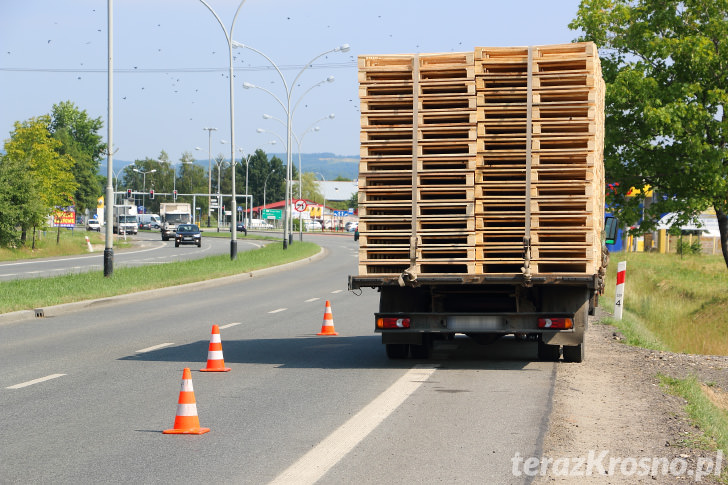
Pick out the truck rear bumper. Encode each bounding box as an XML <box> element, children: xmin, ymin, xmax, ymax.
<box><xmin>375</xmin><ymin>311</ymin><xmax>583</xmax><ymax>346</ymax></box>
<box><xmin>375</xmin><ymin>312</ymin><xmax>574</xmax><ymax>334</ymax></box>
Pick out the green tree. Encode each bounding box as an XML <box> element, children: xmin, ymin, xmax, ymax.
<box><xmin>571</xmin><ymin>0</ymin><xmax>728</xmax><ymax>268</ymax></box>
<box><xmin>49</xmin><ymin>101</ymin><xmax>105</xmax><ymax>213</ymax></box>
<box><xmin>1</xmin><ymin>116</ymin><xmax>78</xmax><ymax>246</ymax></box>
<box><xmin>347</xmin><ymin>190</ymin><xmax>358</xmax><ymax>210</ymax></box>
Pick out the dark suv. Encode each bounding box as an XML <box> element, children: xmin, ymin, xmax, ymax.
<box><xmin>175</xmin><ymin>224</ymin><xmax>201</xmax><ymax>247</ymax></box>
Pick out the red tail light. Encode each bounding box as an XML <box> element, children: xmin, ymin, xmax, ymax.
<box><xmin>538</xmin><ymin>317</ymin><xmax>573</xmax><ymax>329</ymax></box>
<box><xmin>378</xmin><ymin>317</ymin><xmax>411</xmax><ymax>329</ymax></box>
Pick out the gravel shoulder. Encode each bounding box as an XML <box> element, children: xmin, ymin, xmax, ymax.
<box><xmin>534</xmin><ymin>309</ymin><xmax>728</xmax><ymax>484</ymax></box>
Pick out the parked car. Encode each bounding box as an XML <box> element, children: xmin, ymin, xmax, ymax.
<box><xmin>235</xmin><ymin>221</ymin><xmax>247</xmax><ymax>236</ymax></box>
<box><xmin>174</xmin><ymin>224</ymin><xmax>201</xmax><ymax>247</ymax></box>
<box><xmin>86</xmin><ymin>219</ymin><xmax>101</xmax><ymax>232</ymax></box>
<box><xmin>345</xmin><ymin>221</ymin><xmax>359</xmax><ymax>232</ymax></box>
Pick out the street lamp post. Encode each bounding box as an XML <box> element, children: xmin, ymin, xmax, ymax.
<box><xmin>261</xmin><ymin>112</ymin><xmax>335</xmax><ymax>241</ymax></box>
<box><xmin>235</xmin><ymin>41</ymin><xmax>350</xmax><ymax>249</ymax></box>
<box><xmin>198</xmin><ymin>0</ymin><xmax>247</xmax><ymax>260</ymax></box>
<box><xmin>133</xmin><ymin>168</ymin><xmax>156</xmax><ymax>211</ymax></box>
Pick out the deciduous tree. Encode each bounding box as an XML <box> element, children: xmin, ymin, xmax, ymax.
<box><xmin>571</xmin><ymin>0</ymin><xmax>728</xmax><ymax>268</ymax></box>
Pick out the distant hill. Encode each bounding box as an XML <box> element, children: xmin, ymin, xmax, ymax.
<box><xmin>99</xmin><ymin>152</ymin><xmax>360</xmax><ymax>180</ymax></box>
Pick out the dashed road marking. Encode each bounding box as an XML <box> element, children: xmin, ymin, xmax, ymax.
<box><xmin>269</xmin><ymin>308</ymin><xmax>287</xmax><ymax>314</ymax></box>
<box><xmin>7</xmin><ymin>373</ymin><xmax>66</xmax><ymax>389</ymax></box>
<box><xmin>304</xmin><ymin>298</ymin><xmax>320</xmax><ymax>303</ymax></box>
<box><xmin>136</xmin><ymin>343</ymin><xmax>174</xmax><ymax>353</ymax></box>
<box><xmin>220</xmin><ymin>322</ymin><xmax>242</xmax><ymax>329</ymax></box>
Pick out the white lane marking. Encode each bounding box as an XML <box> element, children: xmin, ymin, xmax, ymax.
<box><xmin>7</xmin><ymin>373</ymin><xmax>66</xmax><ymax>389</ymax></box>
<box><xmin>330</xmin><ymin>290</ymin><xmax>343</xmax><ymax>294</ymax></box>
<box><xmin>268</xmin><ymin>308</ymin><xmax>287</xmax><ymax>314</ymax></box>
<box><xmin>136</xmin><ymin>343</ymin><xmax>174</xmax><ymax>353</ymax></box>
<box><xmin>268</xmin><ymin>364</ymin><xmax>438</xmax><ymax>485</ymax></box>
<box><xmin>304</xmin><ymin>298</ymin><xmax>320</xmax><ymax>303</ymax></box>
<box><xmin>220</xmin><ymin>322</ymin><xmax>242</xmax><ymax>330</ymax></box>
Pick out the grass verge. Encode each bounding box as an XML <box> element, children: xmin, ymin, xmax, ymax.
<box><xmin>659</xmin><ymin>374</ymin><xmax>728</xmax><ymax>483</ymax></box>
<box><xmin>0</xmin><ymin>229</ymin><xmax>130</xmax><ymax>261</ymax></box>
<box><xmin>600</xmin><ymin>252</ymin><xmax>728</xmax><ymax>356</ymax></box>
<box><xmin>0</xmin><ymin>241</ymin><xmax>319</xmax><ymax>313</ymax></box>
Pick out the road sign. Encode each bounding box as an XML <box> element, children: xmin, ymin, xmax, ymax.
<box><xmin>261</xmin><ymin>209</ymin><xmax>282</xmax><ymax>220</ymax></box>
<box><xmin>294</xmin><ymin>199</ymin><xmax>307</xmax><ymax>212</ymax></box>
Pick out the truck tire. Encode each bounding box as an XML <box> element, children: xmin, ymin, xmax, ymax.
<box><xmin>386</xmin><ymin>343</ymin><xmax>409</xmax><ymax>359</ymax></box>
<box><xmin>562</xmin><ymin>343</ymin><xmax>584</xmax><ymax>363</ymax></box>
<box><xmin>538</xmin><ymin>339</ymin><xmax>561</xmax><ymax>361</ymax></box>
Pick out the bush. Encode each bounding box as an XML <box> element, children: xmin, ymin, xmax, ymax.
<box><xmin>676</xmin><ymin>238</ymin><xmax>703</xmax><ymax>255</ymax></box>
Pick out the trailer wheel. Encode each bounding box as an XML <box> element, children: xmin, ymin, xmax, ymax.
<box><xmin>538</xmin><ymin>340</ymin><xmax>561</xmax><ymax>361</ymax></box>
<box><xmin>562</xmin><ymin>343</ymin><xmax>584</xmax><ymax>363</ymax></box>
<box><xmin>386</xmin><ymin>343</ymin><xmax>409</xmax><ymax>359</ymax></box>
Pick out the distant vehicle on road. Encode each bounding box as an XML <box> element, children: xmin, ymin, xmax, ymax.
<box><xmin>174</xmin><ymin>224</ymin><xmax>201</xmax><ymax>247</ymax></box>
<box><xmin>138</xmin><ymin>213</ymin><xmax>161</xmax><ymax>230</ymax></box>
<box><xmin>235</xmin><ymin>221</ymin><xmax>247</xmax><ymax>236</ymax></box>
<box><xmin>249</xmin><ymin>219</ymin><xmax>274</xmax><ymax>230</ymax></box>
<box><xmin>86</xmin><ymin>219</ymin><xmax>101</xmax><ymax>232</ymax></box>
<box><xmin>161</xmin><ymin>203</ymin><xmax>192</xmax><ymax>241</ymax></box>
<box><xmin>345</xmin><ymin>221</ymin><xmax>359</xmax><ymax>232</ymax></box>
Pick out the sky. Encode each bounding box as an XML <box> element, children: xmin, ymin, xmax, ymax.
<box><xmin>1</xmin><ymin>0</ymin><xmax>585</xmax><ymax>164</ymax></box>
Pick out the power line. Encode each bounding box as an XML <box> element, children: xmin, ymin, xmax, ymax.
<box><xmin>0</xmin><ymin>61</ymin><xmax>357</xmax><ymax>74</ymax></box>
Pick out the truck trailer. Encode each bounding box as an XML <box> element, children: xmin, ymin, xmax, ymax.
<box><xmin>160</xmin><ymin>203</ymin><xmax>191</xmax><ymax>241</ymax></box>
<box><xmin>348</xmin><ymin>42</ymin><xmax>614</xmax><ymax>363</ymax></box>
<box><xmin>112</xmin><ymin>204</ymin><xmax>138</xmax><ymax>235</ymax></box>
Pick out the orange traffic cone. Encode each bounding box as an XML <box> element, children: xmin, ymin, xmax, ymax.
<box><xmin>163</xmin><ymin>368</ymin><xmax>210</xmax><ymax>435</ymax></box>
<box><xmin>317</xmin><ymin>300</ymin><xmax>338</xmax><ymax>336</ymax></box>
<box><xmin>200</xmin><ymin>324</ymin><xmax>231</xmax><ymax>372</ymax></box>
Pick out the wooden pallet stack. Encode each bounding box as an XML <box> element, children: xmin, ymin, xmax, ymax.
<box><xmin>358</xmin><ymin>42</ymin><xmax>604</xmax><ymax>278</ymax></box>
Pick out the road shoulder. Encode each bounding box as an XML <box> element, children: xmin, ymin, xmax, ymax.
<box><xmin>534</xmin><ymin>311</ymin><xmax>728</xmax><ymax>484</ymax></box>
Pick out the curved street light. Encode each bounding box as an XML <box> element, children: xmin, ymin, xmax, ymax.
<box><xmin>198</xmin><ymin>0</ymin><xmax>247</xmax><ymax>260</ymax></box>
<box><xmin>246</xmin><ymin>76</ymin><xmax>335</xmax><ymax>244</ymax></box>
<box><xmin>263</xmin><ymin>113</ymin><xmax>335</xmax><ymax>240</ymax></box>
<box><xmin>235</xmin><ymin>40</ymin><xmax>350</xmax><ymax>248</ymax></box>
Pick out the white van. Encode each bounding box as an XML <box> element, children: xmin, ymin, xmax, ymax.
<box><xmin>138</xmin><ymin>213</ymin><xmax>161</xmax><ymax>230</ymax></box>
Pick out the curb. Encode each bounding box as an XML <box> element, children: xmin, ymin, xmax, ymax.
<box><xmin>0</xmin><ymin>247</ymin><xmax>327</xmax><ymax>325</ymax></box>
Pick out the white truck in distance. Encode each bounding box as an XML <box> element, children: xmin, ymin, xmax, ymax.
<box><xmin>112</xmin><ymin>205</ymin><xmax>138</xmax><ymax>235</ymax></box>
<box><xmin>160</xmin><ymin>203</ymin><xmax>192</xmax><ymax>241</ymax></box>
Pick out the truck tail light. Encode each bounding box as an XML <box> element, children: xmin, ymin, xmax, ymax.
<box><xmin>377</xmin><ymin>317</ymin><xmax>410</xmax><ymax>329</ymax></box>
<box><xmin>538</xmin><ymin>318</ymin><xmax>573</xmax><ymax>329</ymax></box>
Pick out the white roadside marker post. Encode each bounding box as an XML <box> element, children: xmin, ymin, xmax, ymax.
<box><xmin>614</xmin><ymin>261</ymin><xmax>626</xmax><ymax>320</ymax></box>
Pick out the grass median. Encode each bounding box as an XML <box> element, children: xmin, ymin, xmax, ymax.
<box><xmin>0</xmin><ymin>240</ymin><xmax>320</xmax><ymax>314</ymax></box>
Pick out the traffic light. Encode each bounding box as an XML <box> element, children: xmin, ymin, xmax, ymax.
<box><xmin>173</xmin><ymin>189</ymin><xmax>177</xmax><ymax>201</ymax></box>
<box><xmin>127</xmin><ymin>188</ymin><xmax>132</xmax><ymax>198</ymax></box>
<box><xmin>149</xmin><ymin>189</ymin><xmax>154</xmax><ymax>199</ymax></box>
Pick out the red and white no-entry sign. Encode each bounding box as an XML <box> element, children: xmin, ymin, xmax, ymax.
<box><xmin>294</xmin><ymin>199</ymin><xmax>307</xmax><ymax>212</ymax></box>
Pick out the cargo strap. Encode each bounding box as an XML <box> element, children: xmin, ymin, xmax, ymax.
<box><xmin>399</xmin><ymin>54</ymin><xmax>420</xmax><ymax>288</ymax></box>
<box><xmin>522</xmin><ymin>46</ymin><xmax>533</xmax><ymax>286</ymax></box>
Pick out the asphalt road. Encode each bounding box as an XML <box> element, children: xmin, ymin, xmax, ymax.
<box><xmin>0</xmin><ymin>230</ymin><xmax>267</xmax><ymax>281</ymax></box>
<box><xmin>1</xmin><ymin>234</ymin><xmax>555</xmax><ymax>484</ymax></box>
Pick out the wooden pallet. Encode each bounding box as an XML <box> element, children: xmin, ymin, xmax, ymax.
<box><xmin>357</xmin><ymin>42</ymin><xmax>604</xmax><ymax>277</ymax></box>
